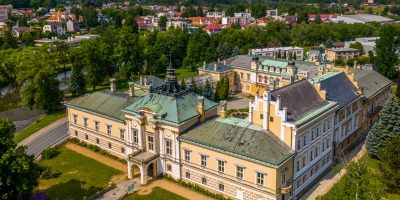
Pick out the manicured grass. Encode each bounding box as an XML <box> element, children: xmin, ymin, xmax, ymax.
<box><xmin>14</xmin><ymin>110</ymin><xmax>66</xmax><ymax>143</ymax></box>
<box><xmin>176</xmin><ymin>68</ymin><xmax>198</xmax><ymax>80</ymax></box>
<box><xmin>37</xmin><ymin>146</ymin><xmax>121</xmax><ymax>200</ymax></box>
<box><xmin>124</xmin><ymin>187</ymin><xmax>187</xmax><ymax>200</ymax></box>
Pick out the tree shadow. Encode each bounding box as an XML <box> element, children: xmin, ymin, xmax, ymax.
<box><xmin>45</xmin><ymin>179</ymin><xmax>104</xmax><ymax>200</ymax></box>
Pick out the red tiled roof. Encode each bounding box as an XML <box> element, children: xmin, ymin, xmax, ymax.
<box><xmin>204</xmin><ymin>24</ymin><xmax>221</xmax><ymax>31</ymax></box>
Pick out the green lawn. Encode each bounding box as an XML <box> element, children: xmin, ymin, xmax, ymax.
<box><xmin>14</xmin><ymin>110</ymin><xmax>66</xmax><ymax>143</ymax></box>
<box><xmin>124</xmin><ymin>187</ymin><xmax>187</xmax><ymax>200</ymax></box>
<box><xmin>37</xmin><ymin>146</ymin><xmax>121</xmax><ymax>200</ymax></box>
<box><xmin>176</xmin><ymin>68</ymin><xmax>198</xmax><ymax>80</ymax></box>
<box><xmin>321</xmin><ymin>155</ymin><xmax>400</xmax><ymax>200</ymax></box>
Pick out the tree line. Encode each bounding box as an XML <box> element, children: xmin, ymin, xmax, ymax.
<box><xmin>1</xmin><ymin>18</ymin><xmax>399</xmax><ymax>111</ymax></box>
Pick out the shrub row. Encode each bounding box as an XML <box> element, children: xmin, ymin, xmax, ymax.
<box><xmin>163</xmin><ymin>174</ymin><xmax>230</xmax><ymax>200</ymax></box>
<box><xmin>41</xmin><ymin>147</ymin><xmax>60</xmax><ymax>160</ymax></box>
<box><xmin>69</xmin><ymin>138</ymin><xmax>126</xmax><ymax>164</ymax></box>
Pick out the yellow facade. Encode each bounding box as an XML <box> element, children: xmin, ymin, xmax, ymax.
<box><xmin>180</xmin><ymin>142</ymin><xmax>293</xmax><ymax>200</ymax></box>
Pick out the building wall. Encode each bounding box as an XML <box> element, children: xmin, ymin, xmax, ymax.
<box><xmin>180</xmin><ymin>142</ymin><xmax>293</xmax><ymax>200</ymax></box>
<box><xmin>67</xmin><ymin>107</ymin><xmax>133</xmax><ymax>158</ymax></box>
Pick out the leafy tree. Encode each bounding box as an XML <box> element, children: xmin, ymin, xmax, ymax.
<box><xmin>190</xmin><ymin>78</ymin><xmax>197</xmax><ymax>93</ymax></box>
<box><xmin>69</xmin><ymin>60</ymin><xmax>86</xmax><ymax>97</ymax></box>
<box><xmin>180</xmin><ymin>79</ymin><xmax>186</xmax><ymax>90</ymax></box>
<box><xmin>350</xmin><ymin>42</ymin><xmax>364</xmax><ymax>55</ymax></box>
<box><xmin>116</xmin><ymin>27</ymin><xmax>144</xmax><ymax>79</ymax></box>
<box><xmin>81</xmin><ymin>5</ymin><xmax>98</xmax><ymax>28</ymax></box>
<box><xmin>15</xmin><ymin>47</ymin><xmax>63</xmax><ymax>111</ymax></box>
<box><xmin>373</xmin><ymin>24</ymin><xmax>400</xmax><ymax>79</ymax></box>
<box><xmin>366</xmin><ymin>94</ymin><xmax>400</xmax><ymax>157</ymax></box>
<box><xmin>378</xmin><ymin>136</ymin><xmax>400</xmax><ymax>193</ymax></box>
<box><xmin>124</xmin><ymin>16</ymin><xmax>138</xmax><ymax>34</ymax></box>
<box><xmin>79</xmin><ymin>39</ymin><xmax>106</xmax><ymax>91</ymax></box>
<box><xmin>203</xmin><ymin>79</ymin><xmax>212</xmax><ymax>99</ymax></box>
<box><xmin>158</xmin><ymin>16</ymin><xmax>167</xmax><ymax>31</ymax></box>
<box><xmin>0</xmin><ymin>118</ymin><xmax>41</xmax><ymax>199</ymax></box>
<box><xmin>183</xmin><ymin>29</ymin><xmax>211</xmax><ymax>71</ymax></box>
<box><xmin>314</xmin><ymin>15</ymin><xmax>322</xmax><ymax>24</ymax></box>
<box><xmin>21</xmin><ymin>32</ymin><xmax>34</xmax><ymax>46</ymax></box>
<box><xmin>100</xmin><ymin>26</ymin><xmax>119</xmax><ymax>76</ymax></box>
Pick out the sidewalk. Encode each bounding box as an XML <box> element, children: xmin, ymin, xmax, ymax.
<box><xmin>99</xmin><ymin>178</ymin><xmax>213</xmax><ymax>200</ymax></box>
<box><xmin>299</xmin><ymin>140</ymin><xmax>367</xmax><ymax>200</ymax></box>
<box><xmin>18</xmin><ymin>117</ymin><xmax>67</xmax><ymax>146</ymax></box>
<box><xmin>137</xmin><ymin>179</ymin><xmax>213</xmax><ymax>200</ymax></box>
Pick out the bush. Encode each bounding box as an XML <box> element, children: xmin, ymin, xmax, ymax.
<box><xmin>31</xmin><ymin>191</ymin><xmax>49</xmax><ymax>200</ymax></box>
<box><xmin>69</xmin><ymin>138</ymin><xmax>126</xmax><ymax>164</ymax></box>
<box><xmin>40</xmin><ymin>168</ymin><xmax>62</xmax><ymax>180</ymax></box>
<box><xmin>41</xmin><ymin>147</ymin><xmax>60</xmax><ymax>159</ymax></box>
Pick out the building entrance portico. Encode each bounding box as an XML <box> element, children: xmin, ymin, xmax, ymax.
<box><xmin>128</xmin><ymin>151</ymin><xmax>159</xmax><ymax>185</ymax></box>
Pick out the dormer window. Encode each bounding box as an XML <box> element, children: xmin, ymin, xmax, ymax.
<box><xmin>276</xmin><ymin>68</ymin><xmax>280</xmax><ymax>73</ymax></box>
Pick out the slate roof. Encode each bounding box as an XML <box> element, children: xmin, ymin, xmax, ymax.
<box><xmin>179</xmin><ymin>117</ymin><xmax>294</xmax><ymax>167</ymax></box>
<box><xmin>310</xmin><ymin>72</ymin><xmax>359</xmax><ymax>108</ymax></box>
<box><xmin>199</xmin><ymin>62</ymin><xmax>233</xmax><ymax>72</ymax></box>
<box><xmin>122</xmin><ymin>92</ymin><xmax>218</xmax><ymax>125</ymax></box>
<box><xmin>271</xmin><ymin>80</ymin><xmax>330</xmax><ymax>122</ymax></box>
<box><xmin>225</xmin><ymin>55</ymin><xmax>254</xmax><ymax>69</ymax></box>
<box><xmin>133</xmin><ymin>75</ymin><xmax>165</xmax><ymax>89</ymax></box>
<box><xmin>355</xmin><ymin>70</ymin><xmax>392</xmax><ymax>100</ymax></box>
<box><xmin>66</xmin><ymin>90</ymin><xmax>139</xmax><ymax>122</ymax></box>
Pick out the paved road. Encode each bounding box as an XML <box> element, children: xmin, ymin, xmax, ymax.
<box><xmin>18</xmin><ymin>118</ymin><xmax>68</xmax><ymax>158</ymax></box>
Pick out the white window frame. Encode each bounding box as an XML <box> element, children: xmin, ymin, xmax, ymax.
<box><xmin>256</xmin><ymin>172</ymin><xmax>265</xmax><ymax>186</ymax></box>
<box><xmin>132</xmin><ymin>129</ymin><xmax>138</xmax><ymax>144</ymax></box>
<box><xmin>166</xmin><ymin>140</ymin><xmax>173</xmax><ymax>156</ymax></box>
<box><xmin>201</xmin><ymin>155</ymin><xmax>207</xmax><ymax>167</ymax></box>
<box><xmin>236</xmin><ymin>165</ymin><xmax>244</xmax><ymax>180</ymax></box>
<box><xmin>218</xmin><ymin>160</ymin><xmax>225</xmax><ymax>173</ymax></box>
<box><xmin>184</xmin><ymin>149</ymin><xmax>191</xmax><ymax>161</ymax></box>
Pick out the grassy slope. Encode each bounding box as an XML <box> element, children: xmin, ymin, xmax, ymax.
<box><xmin>176</xmin><ymin>68</ymin><xmax>198</xmax><ymax>80</ymax></box>
<box><xmin>322</xmin><ymin>155</ymin><xmax>400</xmax><ymax>200</ymax></box>
<box><xmin>124</xmin><ymin>187</ymin><xmax>187</xmax><ymax>200</ymax></box>
<box><xmin>14</xmin><ymin>110</ymin><xmax>66</xmax><ymax>143</ymax></box>
<box><xmin>37</xmin><ymin>146</ymin><xmax>121</xmax><ymax>200</ymax></box>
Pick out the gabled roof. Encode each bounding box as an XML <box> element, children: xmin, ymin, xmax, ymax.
<box><xmin>355</xmin><ymin>70</ymin><xmax>392</xmax><ymax>100</ymax></box>
<box><xmin>271</xmin><ymin>80</ymin><xmax>330</xmax><ymax>122</ymax></box>
<box><xmin>66</xmin><ymin>90</ymin><xmax>139</xmax><ymax>122</ymax></box>
<box><xmin>122</xmin><ymin>92</ymin><xmax>218</xmax><ymax>125</ymax></box>
<box><xmin>179</xmin><ymin>117</ymin><xmax>294</xmax><ymax>167</ymax></box>
<box><xmin>310</xmin><ymin>72</ymin><xmax>360</xmax><ymax>108</ymax></box>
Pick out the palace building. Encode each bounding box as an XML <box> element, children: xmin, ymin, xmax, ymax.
<box><xmin>198</xmin><ymin>55</ymin><xmax>319</xmax><ymax>95</ymax></box>
<box><xmin>65</xmin><ymin>60</ymin><xmax>390</xmax><ymax>200</ymax></box>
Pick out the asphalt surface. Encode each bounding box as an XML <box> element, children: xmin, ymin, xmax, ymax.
<box><xmin>19</xmin><ymin>118</ymin><xmax>68</xmax><ymax>158</ymax></box>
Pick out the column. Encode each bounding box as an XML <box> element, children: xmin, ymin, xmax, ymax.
<box><xmin>127</xmin><ymin>161</ymin><xmax>133</xmax><ymax>179</ymax></box>
<box><xmin>140</xmin><ymin>165</ymin><xmax>147</xmax><ymax>184</ymax></box>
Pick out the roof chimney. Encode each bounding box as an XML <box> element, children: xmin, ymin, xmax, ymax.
<box><xmin>197</xmin><ymin>96</ymin><xmax>205</xmax><ymax>122</ymax></box>
<box><xmin>128</xmin><ymin>82</ymin><xmax>135</xmax><ymax>97</ymax></box>
<box><xmin>283</xmin><ymin>107</ymin><xmax>288</xmax><ymax>122</ymax></box>
<box><xmin>203</xmin><ymin>61</ymin><xmax>206</xmax><ymax>69</ymax></box>
<box><xmin>219</xmin><ymin>100</ymin><xmax>227</xmax><ymax>118</ymax></box>
<box><xmin>214</xmin><ymin>63</ymin><xmax>217</xmax><ymax>71</ymax></box>
<box><xmin>110</xmin><ymin>78</ymin><xmax>116</xmax><ymax>92</ymax></box>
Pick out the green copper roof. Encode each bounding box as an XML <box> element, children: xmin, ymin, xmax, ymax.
<box><xmin>261</xmin><ymin>59</ymin><xmax>288</xmax><ymax>68</ymax></box>
<box><xmin>66</xmin><ymin>90</ymin><xmax>139</xmax><ymax>122</ymax></box>
<box><xmin>122</xmin><ymin>92</ymin><xmax>218</xmax><ymax>125</ymax></box>
<box><xmin>179</xmin><ymin>117</ymin><xmax>294</xmax><ymax>167</ymax></box>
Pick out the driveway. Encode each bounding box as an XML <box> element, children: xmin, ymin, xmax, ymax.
<box><xmin>18</xmin><ymin>117</ymin><xmax>68</xmax><ymax>158</ymax></box>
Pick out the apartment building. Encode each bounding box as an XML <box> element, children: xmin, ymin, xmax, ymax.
<box><xmin>250</xmin><ymin>47</ymin><xmax>304</xmax><ymax>61</ymax></box>
<box><xmin>325</xmin><ymin>48</ymin><xmax>360</xmax><ymax>61</ymax></box>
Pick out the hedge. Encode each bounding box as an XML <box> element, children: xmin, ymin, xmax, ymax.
<box><xmin>69</xmin><ymin>138</ymin><xmax>126</xmax><ymax>164</ymax></box>
<box><xmin>163</xmin><ymin>174</ymin><xmax>230</xmax><ymax>200</ymax></box>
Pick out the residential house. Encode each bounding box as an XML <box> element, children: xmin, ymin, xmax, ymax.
<box><xmin>43</xmin><ymin>22</ymin><xmax>66</xmax><ymax>35</ymax></box>
<box><xmin>66</xmin><ymin>20</ymin><xmax>80</xmax><ymax>32</ymax></box>
<box><xmin>12</xmin><ymin>26</ymin><xmax>32</xmax><ymax>38</ymax></box>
